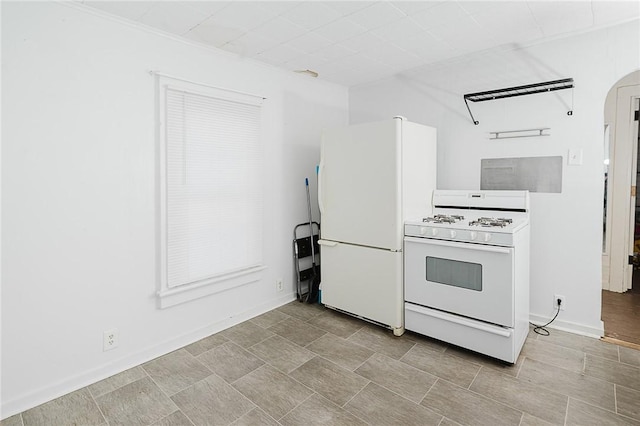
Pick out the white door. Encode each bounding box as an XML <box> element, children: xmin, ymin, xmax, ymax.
<box><xmin>404</xmin><ymin>237</ymin><xmax>515</xmax><ymax>327</ymax></box>
<box><xmin>629</xmin><ymin>97</ymin><xmax>640</xmax><ymax>291</ymax></box>
<box><xmin>319</xmin><ymin>240</ymin><xmax>403</xmax><ymax>331</ymax></box>
<box><xmin>318</xmin><ymin>119</ymin><xmax>402</xmax><ymax>250</ymax></box>
<box><xmin>607</xmin><ymin>86</ymin><xmax>640</xmax><ymax>292</ymax></box>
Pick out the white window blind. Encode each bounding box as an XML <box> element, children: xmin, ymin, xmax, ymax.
<box><xmin>163</xmin><ymin>84</ymin><xmax>263</xmax><ymax>292</ymax></box>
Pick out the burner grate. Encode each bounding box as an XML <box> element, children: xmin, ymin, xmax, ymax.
<box><xmin>469</xmin><ymin>217</ymin><xmax>513</xmax><ymax>228</ymax></box>
<box><xmin>423</xmin><ymin>214</ymin><xmax>465</xmax><ymax>224</ymax></box>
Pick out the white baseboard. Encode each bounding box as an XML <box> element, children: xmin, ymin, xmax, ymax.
<box><xmin>1</xmin><ymin>293</ymin><xmax>296</xmax><ymax>420</ymax></box>
<box><xmin>529</xmin><ymin>313</ymin><xmax>605</xmax><ymax>339</ymax></box>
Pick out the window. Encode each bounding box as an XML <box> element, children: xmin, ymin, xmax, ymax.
<box><xmin>156</xmin><ymin>74</ymin><xmax>265</xmax><ymax>308</ymax></box>
<box><xmin>426</xmin><ymin>256</ymin><xmax>482</xmax><ymax>291</ymax></box>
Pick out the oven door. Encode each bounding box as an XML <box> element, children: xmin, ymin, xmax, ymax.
<box><xmin>404</xmin><ymin>236</ymin><xmax>514</xmax><ymax>327</ymax></box>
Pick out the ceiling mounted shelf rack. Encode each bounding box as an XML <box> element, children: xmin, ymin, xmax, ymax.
<box><xmin>463</xmin><ymin>78</ymin><xmax>574</xmax><ymax>125</ymax></box>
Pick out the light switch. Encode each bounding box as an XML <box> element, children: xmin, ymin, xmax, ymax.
<box><xmin>568</xmin><ymin>149</ymin><xmax>583</xmax><ymax>166</ymax></box>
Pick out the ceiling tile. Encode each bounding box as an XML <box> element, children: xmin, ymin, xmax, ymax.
<box><xmin>252</xmin><ymin>16</ymin><xmax>307</xmax><ymax>44</ymax></box>
<box><xmin>398</xmin><ymin>61</ymin><xmax>448</xmax><ymax>80</ymax></box>
<box><xmin>221</xmin><ymin>31</ymin><xmax>279</xmax><ymax>57</ymax></box>
<box><xmin>257</xmin><ymin>44</ymin><xmax>307</xmax><ymax>65</ymax></box>
<box><xmin>181</xmin><ymin>1</ymin><xmax>230</xmax><ymax>16</ymax></box>
<box><xmin>346</xmin><ymin>2</ymin><xmax>406</xmax><ymax>30</ymax></box>
<box><xmin>527</xmin><ymin>1</ymin><xmax>594</xmax><ymax>37</ymax></box>
<box><xmin>526</xmin><ymin>0</ymin><xmax>591</xmax><ymax>20</ymax></box>
<box><xmin>258</xmin><ymin>1</ymin><xmax>303</xmax><ymax>16</ymax></box>
<box><xmin>372</xmin><ymin>16</ymin><xmax>427</xmax><ymax>42</ymax></box>
<box><xmin>84</xmin><ymin>1</ymin><xmax>154</xmax><ymax>21</ymax></box>
<box><xmin>283</xmin><ymin>32</ymin><xmax>335</xmax><ymax>54</ymax></box>
<box><xmin>375</xmin><ymin>45</ymin><xmax>425</xmax><ymax>71</ymax></box>
<box><xmin>184</xmin><ymin>17</ymin><xmax>245</xmax><ymax>47</ymax></box>
<box><xmin>344</xmin><ymin>35</ymin><xmax>424</xmax><ymax>71</ymax></box>
<box><xmin>81</xmin><ymin>0</ymin><xmax>638</xmax><ymax>88</ymax></box>
<box><xmin>207</xmin><ymin>2</ymin><xmax>278</xmax><ymax>32</ymax></box>
<box><xmin>313</xmin><ymin>17</ymin><xmax>368</xmax><ymax>43</ymax></box>
<box><xmin>427</xmin><ymin>15</ymin><xmax>491</xmax><ymax>41</ymax></box>
<box><xmin>591</xmin><ymin>1</ymin><xmax>640</xmax><ymax>26</ymax></box>
<box><xmin>281</xmin><ymin>3</ymin><xmax>342</xmax><ymax>30</ymax></box>
<box><xmin>313</xmin><ymin>43</ymin><xmax>359</xmax><ymax>62</ymax></box>
<box><xmin>324</xmin><ymin>2</ymin><xmax>375</xmax><ymax>17</ymax></box>
<box><xmin>139</xmin><ymin>3</ymin><xmax>210</xmax><ymax>35</ymax></box>
<box><xmin>456</xmin><ymin>1</ymin><xmax>502</xmax><ymax>16</ymax></box>
<box><xmin>391</xmin><ymin>1</ymin><xmax>446</xmax><ymax>16</ymax></box>
<box><xmin>470</xmin><ymin>2</ymin><xmax>541</xmax><ymax>45</ymax></box>
<box><xmin>339</xmin><ymin>31</ymin><xmax>386</xmax><ymax>54</ymax></box>
<box><xmin>392</xmin><ymin>33</ymin><xmax>451</xmax><ymax>58</ymax></box>
<box><xmin>539</xmin><ymin>14</ymin><xmax>594</xmax><ymax>38</ymax></box>
<box><xmin>446</xmin><ymin>34</ymin><xmax>497</xmax><ymax>56</ymax></box>
<box><xmin>218</xmin><ymin>42</ymin><xmax>246</xmax><ymax>56</ymax></box>
<box><xmin>411</xmin><ymin>1</ymin><xmax>470</xmax><ymax>29</ymax></box>
<box><xmin>487</xmin><ymin>24</ymin><xmax>544</xmax><ymax>47</ymax></box>
<box><xmin>331</xmin><ymin>52</ymin><xmax>394</xmax><ymax>75</ymax></box>
<box><xmin>470</xmin><ymin>2</ymin><xmax>537</xmax><ymax>29</ymax></box>
<box><xmin>420</xmin><ymin>49</ymin><xmax>457</xmax><ymax>64</ymax></box>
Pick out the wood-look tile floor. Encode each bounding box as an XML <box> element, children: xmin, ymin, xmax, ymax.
<box><xmin>602</xmin><ymin>289</ymin><xmax>640</xmax><ymax>347</ymax></box>
<box><xmin>3</xmin><ymin>301</ymin><xmax>640</xmax><ymax>426</ymax></box>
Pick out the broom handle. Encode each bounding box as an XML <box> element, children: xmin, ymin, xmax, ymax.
<box><xmin>305</xmin><ymin>178</ymin><xmax>316</xmax><ymax>264</ymax></box>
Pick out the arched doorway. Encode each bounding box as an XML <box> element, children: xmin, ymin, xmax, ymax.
<box><xmin>602</xmin><ymin>70</ymin><xmax>640</xmax><ymax>346</ymax></box>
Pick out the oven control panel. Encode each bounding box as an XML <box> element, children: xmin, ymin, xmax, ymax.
<box><xmin>405</xmin><ymin>224</ymin><xmax>515</xmax><ymax>246</ymax></box>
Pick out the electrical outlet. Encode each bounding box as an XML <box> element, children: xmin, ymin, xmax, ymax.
<box><xmin>103</xmin><ymin>328</ymin><xmax>119</xmax><ymax>351</ymax></box>
<box><xmin>276</xmin><ymin>278</ymin><xmax>284</xmax><ymax>292</ymax></box>
<box><xmin>554</xmin><ymin>294</ymin><xmax>566</xmax><ymax>311</ymax></box>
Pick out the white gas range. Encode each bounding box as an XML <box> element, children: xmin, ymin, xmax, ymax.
<box><xmin>403</xmin><ymin>190</ymin><xmax>530</xmax><ymax>363</ymax></box>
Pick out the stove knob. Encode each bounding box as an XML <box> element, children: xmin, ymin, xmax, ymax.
<box><xmin>484</xmin><ymin>233</ymin><xmax>492</xmax><ymax>242</ymax></box>
<box><xmin>450</xmin><ymin>230</ymin><xmax>457</xmax><ymax>238</ymax></box>
<box><xmin>470</xmin><ymin>231</ymin><xmax>477</xmax><ymax>240</ymax></box>
<box><xmin>420</xmin><ymin>227</ymin><xmax>428</xmax><ymax>235</ymax></box>
<box><xmin>431</xmin><ymin>228</ymin><xmax>439</xmax><ymax>236</ymax></box>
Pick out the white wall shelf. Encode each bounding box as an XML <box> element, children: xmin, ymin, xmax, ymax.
<box><xmin>464</xmin><ymin>78</ymin><xmax>574</xmax><ymax>125</ymax></box>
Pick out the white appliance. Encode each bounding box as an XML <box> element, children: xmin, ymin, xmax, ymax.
<box><xmin>404</xmin><ymin>190</ymin><xmax>530</xmax><ymax>363</ymax></box>
<box><xmin>318</xmin><ymin>117</ymin><xmax>437</xmax><ymax>336</ymax></box>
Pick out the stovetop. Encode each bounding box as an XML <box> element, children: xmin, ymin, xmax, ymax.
<box><xmin>408</xmin><ymin>213</ymin><xmax>527</xmax><ymax>232</ymax></box>
<box><xmin>404</xmin><ymin>190</ymin><xmax>530</xmax><ymax>246</ymax></box>
<box><xmin>405</xmin><ymin>212</ymin><xmax>529</xmax><ymax>246</ymax></box>
<box><xmin>421</xmin><ymin>214</ymin><xmax>515</xmax><ymax>228</ymax></box>
<box><xmin>405</xmin><ymin>220</ymin><xmax>527</xmax><ymax>247</ymax></box>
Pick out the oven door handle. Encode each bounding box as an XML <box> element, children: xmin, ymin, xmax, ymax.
<box><xmin>404</xmin><ymin>236</ymin><xmax>512</xmax><ymax>254</ymax></box>
<box><xmin>405</xmin><ymin>304</ymin><xmax>513</xmax><ymax>337</ymax></box>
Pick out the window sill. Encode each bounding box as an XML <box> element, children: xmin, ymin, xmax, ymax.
<box><xmin>157</xmin><ymin>265</ymin><xmax>266</xmax><ymax>309</ymax></box>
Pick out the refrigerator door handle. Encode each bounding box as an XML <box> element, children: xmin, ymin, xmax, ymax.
<box><xmin>318</xmin><ymin>239</ymin><xmax>337</xmax><ymax>247</ymax></box>
<box><xmin>318</xmin><ymin>162</ymin><xmax>325</xmax><ymax>214</ymax></box>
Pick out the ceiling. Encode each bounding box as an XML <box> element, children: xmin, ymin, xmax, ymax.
<box><xmin>79</xmin><ymin>0</ymin><xmax>640</xmax><ymax>87</ymax></box>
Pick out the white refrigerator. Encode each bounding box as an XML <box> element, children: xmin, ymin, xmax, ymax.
<box><xmin>317</xmin><ymin>117</ymin><xmax>437</xmax><ymax>336</ymax></box>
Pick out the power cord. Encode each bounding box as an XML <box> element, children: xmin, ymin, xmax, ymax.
<box><xmin>530</xmin><ymin>298</ymin><xmax>562</xmax><ymax>336</ymax></box>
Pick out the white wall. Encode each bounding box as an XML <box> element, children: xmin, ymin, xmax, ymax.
<box><xmin>351</xmin><ymin>20</ymin><xmax>640</xmax><ymax>337</ymax></box>
<box><xmin>1</xmin><ymin>2</ymin><xmax>347</xmax><ymax>418</ymax></box>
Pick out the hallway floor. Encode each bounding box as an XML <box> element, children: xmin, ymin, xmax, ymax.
<box><xmin>602</xmin><ymin>288</ymin><xmax>640</xmax><ymax>347</ymax></box>
<box><xmin>2</xmin><ymin>301</ymin><xmax>640</xmax><ymax>426</ymax></box>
